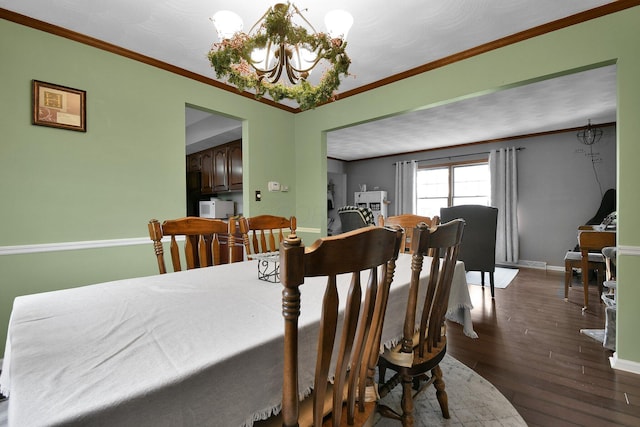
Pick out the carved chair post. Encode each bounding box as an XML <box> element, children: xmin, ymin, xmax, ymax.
<box><xmin>279</xmin><ymin>233</ymin><xmax>304</xmax><ymax>427</ymax></box>
<box><xmin>148</xmin><ymin>219</ymin><xmax>167</xmax><ymax>274</ymax></box>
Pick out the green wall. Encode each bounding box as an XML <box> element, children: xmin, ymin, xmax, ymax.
<box><xmin>2</xmin><ymin>7</ymin><xmax>640</xmax><ymax>370</ymax></box>
<box><xmin>0</xmin><ymin>18</ymin><xmax>295</xmax><ymax>356</ymax></box>
<box><xmin>292</xmin><ymin>7</ymin><xmax>640</xmax><ymax>368</ymax></box>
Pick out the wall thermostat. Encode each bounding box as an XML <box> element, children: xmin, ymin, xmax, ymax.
<box><xmin>268</xmin><ymin>181</ymin><xmax>281</xmax><ymax>192</ymax></box>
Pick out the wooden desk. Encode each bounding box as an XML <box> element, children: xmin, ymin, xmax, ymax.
<box><xmin>0</xmin><ymin>254</ymin><xmax>474</xmax><ymax>426</ymax></box>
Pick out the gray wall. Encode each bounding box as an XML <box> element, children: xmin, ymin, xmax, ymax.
<box><xmin>338</xmin><ymin>126</ymin><xmax>616</xmax><ymax>269</ymax></box>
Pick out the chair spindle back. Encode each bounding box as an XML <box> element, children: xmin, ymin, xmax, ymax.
<box><xmin>279</xmin><ymin>226</ymin><xmax>403</xmax><ymax>427</ymax></box>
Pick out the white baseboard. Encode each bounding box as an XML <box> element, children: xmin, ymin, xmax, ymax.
<box><xmin>505</xmin><ymin>246</ymin><xmax>640</xmax><ymax>273</ymax></box>
<box><xmin>519</xmin><ymin>260</ymin><xmax>547</xmax><ymax>269</ymax></box>
<box><xmin>500</xmin><ymin>260</ymin><xmax>548</xmax><ymax>270</ymax></box>
<box><xmin>609</xmin><ymin>352</ymin><xmax>640</xmax><ymax>375</ymax></box>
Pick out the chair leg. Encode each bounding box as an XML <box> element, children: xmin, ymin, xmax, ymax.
<box><xmin>379</xmin><ymin>364</ymin><xmax>387</xmax><ymax>385</ymax></box>
<box><xmin>582</xmin><ymin>265</ymin><xmax>589</xmax><ymax>311</ymax></box>
<box><xmin>564</xmin><ymin>261</ymin><xmax>571</xmax><ymax>301</ymax></box>
<box><xmin>400</xmin><ymin>373</ymin><xmax>415</xmax><ymax>427</ymax></box>
<box><xmin>432</xmin><ymin>365</ymin><xmax>450</xmax><ymax>419</ymax></box>
<box><xmin>489</xmin><ymin>272</ymin><xmax>495</xmax><ymax>298</ymax></box>
<box><xmin>597</xmin><ymin>267</ymin><xmax>605</xmax><ymax>302</ymax></box>
<box><xmin>377</xmin><ymin>371</ymin><xmax>403</xmax><ymax>420</ymax></box>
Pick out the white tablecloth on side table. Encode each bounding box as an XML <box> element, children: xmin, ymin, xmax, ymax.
<box><xmin>0</xmin><ymin>253</ymin><xmax>474</xmax><ymax>426</ymax></box>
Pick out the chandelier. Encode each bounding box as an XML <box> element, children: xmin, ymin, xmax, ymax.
<box><xmin>208</xmin><ymin>3</ymin><xmax>353</xmax><ymax>110</ymax></box>
<box><xmin>576</xmin><ymin>119</ymin><xmax>603</xmax><ymax>146</ymax></box>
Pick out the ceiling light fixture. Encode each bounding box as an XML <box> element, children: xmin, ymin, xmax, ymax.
<box><xmin>577</xmin><ymin>119</ymin><xmax>603</xmax><ymax>146</ymax></box>
<box><xmin>208</xmin><ymin>2</ymin><xmax>352</xmax><ymax>110</ymax></box>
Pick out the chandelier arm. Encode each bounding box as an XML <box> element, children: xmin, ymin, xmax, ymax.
<box><xmin>291</xmin><ymin>3</ymin><xmax>318</xmax><ymax>34</ymax></box>
<box><xmin>251</xmin><ymin>62</ymin><xmax>280</xmax><ymax>78</ymax></box>
<box><xmin>248</xmin><ymin>8</ymin><xmax>272</xmax><ymax>35</ymax></box>
<box><xmin>285</xmin><ymin>56</ymin><xmax>300</xmax><ymax>84</ymax></box>
<box><xmin>264</xmin><ymin>44</ymin><xmax>288</xmax><ymax>84</ymax></box>
<box><xmin>289</xmin><ymin>50</ymin><xmax>324</xmax><ymax>75</ymax></box>
<box><xmin>249</xmin><ymin>40</ymin><xmax>278</xmax><ymax>75</ymax></box>
<box><xmin>254</xmin><ymin>62</ymin><xmax>280</xmax><ymax>82</ymax></box>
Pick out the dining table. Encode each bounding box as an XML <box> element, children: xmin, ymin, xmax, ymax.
<box><xmin>0</xmin><ymin>252</ymin><xmax>475</xmax><ymax>427</ymax></box>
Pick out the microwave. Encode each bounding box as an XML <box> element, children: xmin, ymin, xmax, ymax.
<box><xmin>199</xmin><ymin>200</ymin><xmax>234</xmax><ymax>219</ymax></box>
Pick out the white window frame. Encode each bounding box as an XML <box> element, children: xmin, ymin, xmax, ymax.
<box><xmin>416</xmin><ymin>159</ymin><xmax>490</xmax><ymax>218</ymax></box>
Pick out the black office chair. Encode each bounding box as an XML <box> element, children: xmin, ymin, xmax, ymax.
<box><xmin>337</xmin><ymin>205</ymin><xmax>375</xmax><ymax>233</ymax></box>
<box><xmin>440</xmin><ymin>205</ymin><xmax>498</xmax><ymax>297</ymax></box>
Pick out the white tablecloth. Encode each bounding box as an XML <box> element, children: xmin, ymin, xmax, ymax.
<box><xmin>0</xmin><ymin>253</ymin><xmax>474</xmax><ymax>427</ymax></box>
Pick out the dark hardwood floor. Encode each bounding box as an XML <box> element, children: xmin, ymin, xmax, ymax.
<box><xmin>446</xmin><ymin>268</ymin><xmax>640</xmax><ymax>427</ymax></box>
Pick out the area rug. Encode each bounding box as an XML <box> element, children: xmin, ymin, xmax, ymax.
<box><xmin>581</xmin><ymin>328</ymin><xmax>605</xmax><ymax>344</ymax></box>
<box><xmin>466</xmin><ymin>267</ymin><xmax>519</xmax><ymax>289</ymax></box>
<box><xmin>374</xmin><ymin>354</ymin><xmax>526</xmax><ymax>426</ymax></box>
<box><xmin>0</xmin><ymin>355</ymin><xmax>525</xmax><ymax>427</ymax></box>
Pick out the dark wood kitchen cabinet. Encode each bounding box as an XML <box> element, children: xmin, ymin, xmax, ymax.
<box><xmin>212</xmin><ymin>145</ymin><xmax>229</xmax><ymax>192</ymax></box>
<box><xmin>186</xmin><ymin>149</ymin><xmax>214</xmax><ymax>193</ymax></box>
<box><xmin>186</xmin><ymin>140</ymin><xmax>242</xmax><ymax>195</ymax></box>
<box><xmin>187</xmin><ymin>153</ymin><xmax>201</xmax><ymax>172</ymax></box>
<box><xmin>200</xmin><ymin>148</ymin><xmax>215</xmax><ymax>193</ymax></box>
<box><xmin>228</xmin><ymin>140</ymin><xmax>243</xmax><ymax>191</ymax></box>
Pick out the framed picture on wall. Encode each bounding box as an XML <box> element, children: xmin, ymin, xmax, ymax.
<box><xmin>32</xmin><ymin>80</ymin><xmax>86</xmax><ymax>132</ymax></box>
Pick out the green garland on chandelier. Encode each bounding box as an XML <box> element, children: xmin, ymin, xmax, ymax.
<box><xmin>207</xmin><ymin>3</ymin><xmax>351</xmax><ymax>111</ymax></box>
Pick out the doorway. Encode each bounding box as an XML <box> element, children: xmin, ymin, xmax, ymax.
<box><xmin>185</xmin><ymin>106</ymin><xmax>243</xmax><ymax>216</ymax></box>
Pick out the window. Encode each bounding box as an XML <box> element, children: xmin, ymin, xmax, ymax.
<box><xmin>416</xmin><ymin>161</ymin><xmax>490</xmax><ymax>218</ymax></box>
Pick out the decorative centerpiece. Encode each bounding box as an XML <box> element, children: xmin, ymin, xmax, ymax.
<box><xmin>252</xmin><ymin>251</ymin><xmax>281</xmax><ymax>283</ymax></box>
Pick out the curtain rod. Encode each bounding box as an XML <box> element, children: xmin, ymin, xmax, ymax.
<box><xmin>393</xmin><ymin>147</ymin><xmax>525</xmax><ymax>165</ymax></box>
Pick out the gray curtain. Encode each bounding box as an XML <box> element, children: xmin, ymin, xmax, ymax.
<box><xmin>489</xmin><ymin>148</ymin><xmax>519</xmax><ymax>263</ymax></box>
<box><xmin>394</xmin><ymin>160</ymin><xmax>417</xmax><ymax>215</ymax></box>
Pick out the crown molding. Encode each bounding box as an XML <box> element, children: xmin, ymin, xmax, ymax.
<box><xmin>3</xmin><ymin>2</ymin><xmax>639</xmax><ymax>113</ymax></box>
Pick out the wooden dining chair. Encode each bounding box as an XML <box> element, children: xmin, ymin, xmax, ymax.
<box><xmin>377</xmin><ymin>219</ymin><xmax>465</xmax><ymax>427</ymax></box>
<box><xmin>379</xmin><ymin>214</ymin><xmax>440</xmax><ymax>254</ymax></box>
<box><xmin>229</xmin><ymin>214</ymin><xmax>296</xmax><ymax>259</ymax></box>
<box><xmin>564</xmin><ymin>229</ymin><xmax>616</xmax><ymax>310</ymax></box>
<box><xmin>257</xmin><ymin>226</ymin><xmax>403</xmax><ymax>427</ymax></box>
<box><xmin>148</xmin><ymin>217</ymin><xmax>236</xmax><ymax>274</ymax></box>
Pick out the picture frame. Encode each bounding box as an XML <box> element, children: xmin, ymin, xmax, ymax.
<box><xmin>32</xmin><ymin>80</ymin><xmax>86</xmax><ymax>132</ymax></box>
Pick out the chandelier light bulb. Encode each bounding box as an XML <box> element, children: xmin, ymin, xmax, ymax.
<box><xmin>250</xmin><ymin>48</ymin><xmax>266</xmax><ymax>63</ymax></box>
<box><xmin>325</xmin><ymin>10</ymin><xmax>353</xmax><ymax>40</ymax></box>
<box><xmin>211</xmin><ymin>10</ymin><xmax>243</xmax><ymax>40</ymax></box>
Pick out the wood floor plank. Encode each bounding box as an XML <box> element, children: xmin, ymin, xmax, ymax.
<box><xmin>446</xmin><ymin>268</ymin><xmax>640</xmax><ymax>427</ymax></box>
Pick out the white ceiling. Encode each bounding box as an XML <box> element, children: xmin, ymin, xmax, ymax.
<box><xmin>1</xmin><ymin>0</ymin><xmax>618</xmax><ymax>160</ymax></box>
<box><xmin>328</xmin><ymin>65</ymin><xmax>617</xmax><ymax>160</ymax></box>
